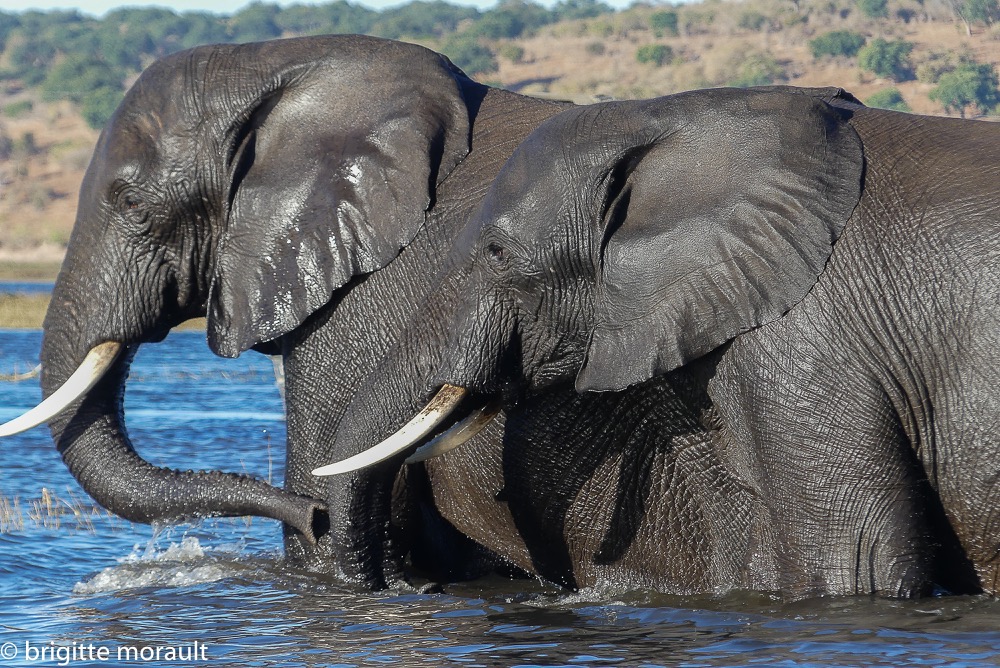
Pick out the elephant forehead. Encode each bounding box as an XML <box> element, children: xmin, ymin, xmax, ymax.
<box><xmin>485</xmin><ymin>150</ymin><xmax>571</xmax><ymax>241</ymax></box>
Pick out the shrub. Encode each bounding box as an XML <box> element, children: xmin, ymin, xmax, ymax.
<box><xmin>930</xmin><ymin>62</ymin><xmax>1000</xmax><ymax>117</ymax></box>
<box><xmin>728</xmin><ymin>52</ymin><xmax>785</xmax><ymax>87</ymax></box>
<box><xmin>40</xmin><ymin>55</ymin><xmax>122</xmax><ymax>104</ymax></box>
<box><xmin>858</xmin><ymin>38</ymin><xmax>913</xmax><ymax>81</ymax></box>
<box><xmin>916</xmin><ymin>51</ymin><xmax>960</xmax><ymax>84</ymax></box>
<box><xmin>857</xmin><ymin>0</ymin><xmax>888</xmax><ymax>18</ymax></box>
<box><xmin>585</xmin><ymin>41</ymin><xmax>606</xmax><ymax>55</ymax></box>
<box><xmin>497</xmin><ymin>43</ymin><xmax>525</xmax><ymax>63</ymax></box>
<box><xmin>865</xmin><ymin>88</ymin><xmax>911</xmax><ymax>111</ymax></box>
<box><xmin>649</xmin><ymin>10</ymin><xmax>679</xmax><ymax>36</ymax></box>
<box><xmin>737</xmin><ymin>11</ymin><xmax>769</xmax><ymax>31</ymax></box>
<box><xmin>552</xmin><ymin>0</ymin><xmax>612</xmax><ymax>21</ymax></box>
<box><xmin>809</xmin><ymin>30</ymin><xmax>866</xmax><ymax>59</ymax></box>
<box><xmin>2</xmin><ymin>100</ymin><xmax>32</xmax><ymax>118</ymax></box>
<box><xmin>81</xmin><ymin>87</ymin><xmax>122</xmax><ymax>129</ymax></box>
<box><xmin>636</xmin><ymin>43</ymin><xmax>672</xmax><ymax>66</ymax></box>
<box><xmin>964</xmin><ymin>0</ymin><xmax>1000</xmax><ymax>25</ymax></box>
<box><xmin>440</xmin><ymin>33</ymin><xmax>498</xmax><ymax>76</ymax></box>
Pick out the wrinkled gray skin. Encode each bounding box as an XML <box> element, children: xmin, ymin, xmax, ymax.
<box><xmin>336</xmin><ymin>86</ymin><xmax>1000</xmax><ymax>598</ymax></box>
<box><xmin>41</xmin><ymin>34</ymin><xmax>569</xmax><ymax>586</ymax></box>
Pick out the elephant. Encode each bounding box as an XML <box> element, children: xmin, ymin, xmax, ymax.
<box><xmin>322</xmin><ymin>85</ymin><xmax>1000</xmax><ymax>599</ymax></box>
<box><xmin>0</xmin><ymin>34</ymin><xmax>574</xmax><ymax>586</ymax></box>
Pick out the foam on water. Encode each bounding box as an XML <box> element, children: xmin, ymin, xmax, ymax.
<box><xmin>73</xmin><ymin>535</ymin><xmax>240</xmax><ymax>595</ymax></box>
<box><xmin>73</xmin><ymin>533</ymin><xmax>272</xmax><ymax>596</ymax></box>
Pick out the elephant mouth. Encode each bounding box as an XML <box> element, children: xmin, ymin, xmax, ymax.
<box><xmin>311</xmin><ymin>384</ymin><xmax>501</xmax><ymax>476</ymax></box>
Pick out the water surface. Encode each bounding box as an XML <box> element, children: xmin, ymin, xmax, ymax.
<box><xmin>1</xmin><ymin>330</ymin><xmax>998</xmax><ymax>667</ymax></box>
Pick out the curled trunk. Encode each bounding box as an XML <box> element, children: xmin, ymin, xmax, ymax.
<box><xmin>40</xmin><ymin>301</ymin><xmax>327</xmax><ymax>543</ymax></box>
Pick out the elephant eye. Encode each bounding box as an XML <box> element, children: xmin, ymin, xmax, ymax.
<box><xmin>486</xmin><ymin>242</ymin><xmax>505</xmax><ymax>263</ymax></box>
<box><xmin>124</xmin><ymin>197</ymin><xmax>141</xmax><ymax>210</ymax></box>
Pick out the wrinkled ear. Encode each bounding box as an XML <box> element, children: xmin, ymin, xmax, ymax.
<box><xmin>576</xmin><ymin>89</ymin><xmax>863</xmax><ymax>391</ymax></box>
<box><xmin>207</xmin><ymin>37</ymin><xmax>471</xmax><ymax>357</ymax></box>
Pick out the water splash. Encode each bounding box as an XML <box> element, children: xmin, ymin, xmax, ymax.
<box><xmin>73</xmin><ymin>535</ymin><xmax>235</xmax><ymax>595</ymax></box>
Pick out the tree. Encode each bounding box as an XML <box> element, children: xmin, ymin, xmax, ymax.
<box><xmin>636</xmin><ymin>43</ymin><xmax>672</xmax><ymax>66</ymax></box>
<box><xmin>552</xmin><ymin>0</ymin><xmax>612</xmax><ymax>21</ymax></box>
<box><xmin>930</xmin><ymin>62</ymin><xmax>1000</xmax><ymax>117</ymax></box>
<box><xmin>809</xmin><ymin>31</ymin><xmax>866</xmax><ymax>59</ymax></box>
<box><xmin>857</xmin><ymin>0</ymin><xmax>889</xmax><ymax>18</ymax></box>
<box><xmin>474</xmin><ymin>0</ymin><xmax>554</xmax><ymax>38</ymax></box>
<box><xmin>728</xmin><ymin>52</ymin><xmax>785</xmax><ymax>87</ymax></box>
<box><xmin>81</xmin><ymin>88</ymin><xmax>123</xmax><ymax>129</ymax></box>
<box><xmin>858</xmin><ymin>38</ymin><xmax>913</xmax><ymax>81</ymax></box>
<box><xmin>229</xmin><ymin>2</ymin><xmax>282</xmax><ymax>42</ymax></box>
<box><xmin>649</xmin><ymin>10</ymin><xmax>679</xmax><ymax>36</ymax></box>
<box><xmin>373</xmin><ymin>1</ymin><xmax>479</xmax><ymax>39</ymax></box>
<box><xmin>40</xmin><ymin>55</ymin><xmax>122</xmax><ymax>104</ymax></box>
<box><xmin>865</xmin><ymin>88</ymin><xmax>911</xmax><ymax>112</ymax></box>
<box><xmin>965</xmin><ymin>0</ymin><xmax>1000</xmax><ymax>22</ymax></box>
<box><xmin>440</xmin><ymin>33</ymin><xmax>497</xmax><ymax>75</ymax></box>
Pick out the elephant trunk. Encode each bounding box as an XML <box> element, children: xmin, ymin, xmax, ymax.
<box><xmin>39</xmin><ymin>299</ymin><xmax>327</xmax><ymax>543</ymax></box>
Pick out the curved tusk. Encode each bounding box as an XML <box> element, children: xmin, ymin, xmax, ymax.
<box><xmin>0</xmin><ymin>342</ymin><xmax>122</xmax><ymax>437</ymax></box>
<box><xmin>0</xmin><ymin>363</ymin><xmax>41</xmax><ymax>382</ymax></box>
<box><xmin>311</xmin><ymin>384</ymin><xmax>468</xmax><ymax>476</ymax></box>
<box><xmin>404</xmin><ymin>399</ymin><xmax>501</xmax><ymax>464</ymax></box>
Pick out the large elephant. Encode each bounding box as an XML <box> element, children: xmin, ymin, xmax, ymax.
<box><xmin>325</xmin><ymin>86</ymin><xmax>1000</xmax><ymax>598</ymax></box>
<box><xmin>0</xmin><ymin>35</ymin><xmax>571</xmax><ymax>586</ymax></box>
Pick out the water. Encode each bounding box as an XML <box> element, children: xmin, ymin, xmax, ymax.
<box><xmin>0</xmin><ymin>281</ymin><xmax>55</xmax><ymax>296</ymax></box>
<box><xmin>1</xmin><ymin>328</ymin><xmax>999</xmax><ymax>667</ymax></box>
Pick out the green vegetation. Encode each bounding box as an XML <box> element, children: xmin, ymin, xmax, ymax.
<box><xmin>0</xmin><ymin>0</ymin><xmax>615</xmax><ymax>129</ymax></box>
<box><xmin>497</xmin><ymin>43</ymin><xmax>525</xmax><ymax>63</ymax></box>
<box><xmin>636</xmin><ymin>43</ymin><xmax>672</xmax><ymax>66</ymax></box>
<box><xmin>930</xmin><ymin>61</ymin><xmax>1000</xmax><ymax>117</ymax></box>
<box><xmin>809</xmin><ymin>30</ymin><xmax>867</xmax><ymax>59</ymax></box>
<box><xmin>728</xmin><ymin>52</ymin><xmax>785</xmax><ymax>87</ymax></box>
<box><xmin>2</xmin><ymin>99</ymin><xmax>32</xmax><ymax>117</ymax></box>
<box><xmin>857</xmin><ymin>0</ymin><xmax>889</xmax><ymax>19</ymax></box>
<box><xmin>649</xmin><ymin>10</ymin><xmax>679</xmax><ymax>36</ymax></box>
<box><xmin>958</xmin><ymin>0</ymin><xmax>1000</xmax><ymax>30</ymax></box>
<box><xmin>737</xmin><ymin>10</ymin><xmax>769</xmax><ymax>31</ymax></box>
<box><xmin>441</xmin><ymin>33</ymin><xmax>498</xmax><ymax>74</ymax></box>
<box><xmin>858</xmin><ymin>38</ymin><xmax>914</xmax><ymax>81</ymax></box>
<box><xmin>865</xmin><ymin>88</ymin><xmax>911</xmax><ymax>111</ymax></box>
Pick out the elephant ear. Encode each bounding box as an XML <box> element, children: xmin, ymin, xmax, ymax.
<box><xmin>208</xmin><ymin>37</ymin><xmax>471</xmax><ymax>357</ymax></box>
<box><xmin>576</xmin><ymin>89</ymin><xmax>864</xmax><ymax>392</ymax></box>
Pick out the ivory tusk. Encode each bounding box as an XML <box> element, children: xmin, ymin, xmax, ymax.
<box><xmin>0</xmin><ymin>342</ymin><xmax>123</xmax><ymax>437</ymax></box>
<box><xmin>311</xmin><ymin>384</ymin><xmax>468</xmax><ymax>476</ymax></box>
<box><xmin>404</xmin><ymin>399</ymin><xmax>501</xmax><ymax>464</ymax></box>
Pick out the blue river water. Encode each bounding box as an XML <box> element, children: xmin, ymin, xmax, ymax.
<box><xmin>0</xmin><ymin>326</ymin><xmax>999</xmax><ymax>667</ymax></box>
<box><xmin>0</xmin><ymin>281</ymin><xmax>55</xmax><ymax>296</ymax></box>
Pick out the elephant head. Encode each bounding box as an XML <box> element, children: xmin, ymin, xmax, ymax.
<box><xmin>320</xmin><ymin>86</ymin><xmax>865</xmax><ymax>485</ymax></box>
<box><xmin>1</xmin><ymin>35</ymin><xmax>473</xmax><ymax>548</ymax></box>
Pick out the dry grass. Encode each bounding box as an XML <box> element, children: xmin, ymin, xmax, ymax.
<box><xmin>0</xmin><ymin>259</ymin><xmax>61</xmax><ymax>281</ymax></box>
<box><xmin>0</xmin><ymin>293</ymin><xmax>48</xmax><ymax>328</ymax></box>
<box><xmin>0</xmin><ymin>487</ymin><xmax>119</xmax><ymax>533</ymax></box>
<box><xmin>0</xmin><ymin>294</ymin><xmax>207</xmax><ymax>330</ymax></box>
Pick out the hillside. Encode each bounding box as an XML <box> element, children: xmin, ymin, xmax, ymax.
<box><xmin>0</xmin><ymin>0</ymin><xmax>998</xmax><ymax>273</ymax></box>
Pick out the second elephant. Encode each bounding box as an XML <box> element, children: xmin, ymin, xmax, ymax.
<box><xmin>326</xmin><ymin>86</ymin><xmax>1000</xmax><ymax>599</ymax></box>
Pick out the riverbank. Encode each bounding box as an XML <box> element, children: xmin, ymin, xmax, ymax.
<box><xmin>0</xmin><ymin>294</ymin><xmax>49</xmax><ymax>329</ymax></box>
<box><xmin>0</xmin><ymin>260</ymin><xmax>62</xmax><ymax>282</ymax></box>
<box><xmin>0</xmin><ymin>293</ymin><xmax>205</xmax><ymax>331</ymax></box>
